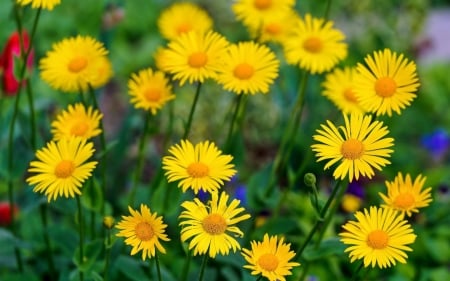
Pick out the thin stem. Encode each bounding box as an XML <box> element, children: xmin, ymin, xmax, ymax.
<box><xmin>349</xmin><ymin>262</ymin><xmax>364</xmax><ymax>281</ymax></box>
<box><xmin>255</xmin><ymin>276</ymin><xmax>263</xmax><ymax>281</ymax></box>
<box><xmin>183</xmin><ymin>82</ymin><xmax>202</xmax><ymax>140</ymax></box>
<box><xmin>198</xmin><ymin>255</ymin><xmax>209</xmax><ymax>281</ymax></box>
<box><xmin>40</xmin><ymin>204</ymin><xmax>56</xmax><ymax>280</ymax></box>
<box><xmin>128</xmin><ymin>112</ymin><xmax>151</xmax><ymax>206</ymax></box>
<box><xmin>265</xmin><ymin>71</ymin><xmax>309</xmax><ymax>197</ymax></box>
<box><xmin>181</xmin><ymin>251</ymin><xmax>192</xmax><ymax>281</ymax></box>
<box><xmin>76</xmin><ymin>196</ymin><xmax>85</xmax><ymax>281</ymax></box>
<box><xmin>155</xmin><ymin>252</ymin><xmax>163</xmax><ymax>281</ymax></box>
<box><xmin>224</xmin><ymin>94</ymin><xmax>243</xmax><ymax>151</ymax></box>
<box><xmin>324</xmin><ymin>0</ymin><xmax>333</xmax><ymax>20</ymax></box>
<box><xmin>103</xmin><ymin>228</ymin><xmax>112</xmax><ymax>281</ymax></box>
<box><xmin>296</xmin><ymin>262</ymin><xmax>310</xmax><ymax>281</ymax></box>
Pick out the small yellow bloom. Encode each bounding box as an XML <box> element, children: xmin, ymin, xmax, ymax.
<box><xmin>16</xmin><ymin>0</ymin><xmax>61</xmax><ymax>10</ymax></box>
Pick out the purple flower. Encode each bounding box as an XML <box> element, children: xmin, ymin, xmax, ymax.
<box><xmin>421</xmin><ymin>128</ymin><xmax>450</xmax><ymax>160</ymax></box>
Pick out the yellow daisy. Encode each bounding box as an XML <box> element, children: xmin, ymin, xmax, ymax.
<box><xmin>162</xmin><ymin>140</ymin><xmax>236</xmax><ymax>194</ymax></box>
<box><xmin>40</xmin><ymin>35</ymin><xmax>112</xmax><ymax>93</ymax></box>
<box><xmin>116</xmin><ymin>204</ymin><xmax>170</xmax><ymax>260</ymax></box>
<box><xmin>51</xmin><ymin>103</ymin><xmax>103</xmax><ymax>140</ymax></box>
<box><xmin>26</xmin><ymin>137</ymin><xmax>97</xmax><ymax>201</ymax></box>
<box><xmin>16</xmin><ymin>0</ymin><xmax>61</xmax><ymax>10</ymax></box>
<box><xmin>128</xmin><ymin>68</ymin><xmax>175</xmax><ymax>115</ymax></box>
<box><xmin>354</xmin><ymin>48</ymin><xmax>420</xmax><ymax>116</ymax></box>
<box><xmin>322</xmin><ymin>67</ymin><xmax>366</xmax><ymax>114</ymax></box>
<box><xmin>159</xmin><ymin>30</ymin><xmax>229</xmax><ymax>85</ymax></box>
<box><xmin>179</xmin><ymin>191</ymin><xmax>251</xmax><ymax>258</ymax></box>
<box><xmin>311</xmin><ymin>114</ymin><xmax>394</xmax><ymax>182</ymax></box>
<box><xmin>379</xmin><ymin>172</ymin><xmax>433</xmax><ymax>217</ymax></box>
<box><xmin>255</xmin><ymin>9</ymin><xmax>299</xmax><ymax>44</ymax></box>
<box><xmin>241</xmin><ymin>234</ymin><xmax>300</xmax><ymax>281</ymax></box>
<box><xmin>340</xmin><ymin>206</ymin><xmax>416</xmax><ymax>268</ymax></box>
<box><xmin>232</xmin><ymin>0</ymin><xmax>295</xmax><ymax>31</ymax></box>
<box><xmin>283</xmin><ymin>13</ymin><xmax>347</xmax><ymax>74</ymax></box>
<box><xmin>216</xmin><ymin>41</ymin><xmax>280</xmax><ymax>95</ymax></box>
<box><xmin>157</xmin><ymin>2</ymin><xmax>213</xmax><ymax>40</ymax></box>
<box><xmin>341</xmin><ymin>194</ymin><xmax>363</xmax><ymax>213</ymax></box>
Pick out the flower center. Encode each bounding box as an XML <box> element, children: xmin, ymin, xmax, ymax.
<box><xmin>257</xmin><ymin>253</ymin><xmax>279</xmax><ymax>271</ymax></box>
<box><xmin>187</xmin><ymin>162</ymin><xmax>209</xmax><ymax>178</ymax></box>
<box><xmin>144</xmin><ymin>88</ymin><xmax>161</xmax><ymax>102</ymax></box>
<box><xmin>68</xmin><ymin>56</ymin><xmax>88</xmax><ymax>73</ymax></box>
<box><xmin>70</xmin><ymin>122</ymin><xmax>89</xmax><ymax>137</ymax></box>
<box><xmin>176</xmin><ymin>22</ymin><xmax>192</xmax><ymax>35</ymax></box>
<box><xmin>233</xmin><ymin>63</ymin><xmax>254</xmax><ymax>80</ymax></box>
<box><xmin>341</xmin><ymin>139</ymin><xmax>364</xmax><ymax>160</ymax></box>
<box><xmin>135</xmin><ymin>222</ymin><xmax>154</xmax><ymax>241</ymax></box>
<box><xmin>303</xmin><ymin>37</ymin><xmax>323</xmax><ymax>53</ymax></box>
<box><xmin>54</xmin><ymin>160</ymin><xmax>75</xmax><ymax>178</ymax></box>
<box><xmin>367</xmin><ymin>230</ymin><xmax>389</xmax><ymax>249</ymax></box>
<box><xmin>343</xmin><ymin>88</ymin><xmax>358</xmax><ymax>103</ymax></box>
<box><xmin>188</xmin><ymin>52</ymin><xmax>208</xmax><ymax>68</ymax></box>
<box><xmin>265</xmin><ymin>23</ymin><xmax>281</xmax><ymax>35</ymax></box>
<box><xmin>375</xmin><ymin>77</ymin><xmax>397</xmax><ymax>98</ymax></box>
<box><xmin>254</xmin><ymin>0</ymin><xmax>272</xmax><ymax>10</ymax></box>
<box><xmin>394</xmin><ymin>193</ymin><xmax>415</xmax><ymax>209</ymax></box>
<box><xmin>202</xmin><ymin>214</ymin><xmax>227</xmax><ymax>235</ymax></box>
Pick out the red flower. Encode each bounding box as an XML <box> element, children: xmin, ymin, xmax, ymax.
<box><xmin>0</xmin><ymin>202</ymin><xmax>19</xmax><ymax>226</ymax></box>
<box><xmin>0</xmin><ymin>30</ymin><xmax>34</xmax><ymax>96</ymax></box>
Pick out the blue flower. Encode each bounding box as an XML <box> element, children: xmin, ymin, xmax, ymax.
<box><xmin>421</xmin><ymin>128</ymin><xmax>450</xmax><ymax>160</ymax></box>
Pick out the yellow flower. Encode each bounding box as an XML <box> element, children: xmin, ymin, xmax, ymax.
<box><xmin>340</xmin><ymin>206</ymin><xmax>416</xmax><ymax>268</ymax></box>
<box><xmin>40</xmin><ymin>35</ymin><xmax>113</xmax><ymax>93</ymax></box>
<box><xmin>158</xmin><ymin>2</ymin><xmax>213</xmax><ymax>40</ymax></box>
<box><xmin>51</xmin><ymin>103</ymin><xmax>103</xmax><ymax>140</ymax></box>
<box><xmin>232</xmin><ymin>0</ymin><xmax>295</xmax><ymax>31</ymax></box>
<box><xmin>341</xmin><ymin>194</ymin><xmax>362</xmax><ymax>213</ymax></box>
<box><xmin>311</xmin><ymin>114</ymin><xmax>394</xmax><ymax>182</ymax></box>
<box><xmin>116</xmin><ymin>204</ymin><xmax>170</xmax><ymax>260</ymax></box>
<box><xmin>16</xmin><ymin>0</ymin><xmax>61</xmax><ymax>10</ymax></box>
<box><xmin>283</xmin><ymin>14</ymin><xmax>347</xmax><ymax>74</ymax></box>
<box><xmin>322</xmin><ymin>67</ymin><xmax>366</xmax><ymax>114</ymax></box>
<box><xmin>159</xmin><ymin>31</ymin><xmax>229</xmax><ymax>85</ymax></box>
<box><xmin>242</xmin><ymin>234</ymin><xmax>300</xmax><ymax>281</ymax></box>
<box><xmin>216</xmin><ymin>41</ymin><xmax>280</xmax><ymax>95</ymax></box>
<box><xmin>255</xmin><ymin>9</ymin><xmax>299</xmax><ymax>44</ymax></box>
<box><xmin>103</xmin><ymin>216</ymin><xmax>115</xmax><ymax>229</ymax></box>
<box><xmin>162</xmin><ymin>140</ymin><xmax>236</xmax><ymax>194</ymax></box>
<box><xmin>179</xmin><ymin>191</ymin><xmax>251</xmax><ymax>258</ymax></box>
<box><xmin>354</xmin><ymin>48</ymin><xmax>420</xmax><ymax>116</ymax></box>
<box><xmin>379</xmin><ymin>172</ymin><xmax>433</xmax><ymax>217</ymax></box>
<box><xmin>128</xmin><ymin>68</ymin><xmax>175</xmax><ymax>115</ymax></box>
<box><xmin>26</xmin><ymin>137</ymin><xmax>97</xmax><ymax>201</ymax></box>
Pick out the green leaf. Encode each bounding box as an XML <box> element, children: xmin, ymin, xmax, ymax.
<box><xmin>115</xmin><ymin>255</ymin><xmax>148</xmax><ymax>281</ymax></box>
<box><xmin>302</xmin><ymin>237</ymin><xmax>346</xmax><ymax>261</ymax></box>
<box><xmin>1</xmin><ymin>273</ymin><xmax>40</xmax><ymax>281</ymax></box>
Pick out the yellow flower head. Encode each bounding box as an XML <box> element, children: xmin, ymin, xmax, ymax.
<box><xmin>354</xmin><ymin>48</ymin><xmax>420</xmax><ymax>116</ymax></box>
<box><xmin>51</xmin><ymin>103</ymin><xmax>103</xmax><ymax>141</ymax></box>
<box><xmin>232</xmin><ymin>0</ymin><xmax>295</xmax><ymax>31</ymax></box>
<box><xmin>162</xmin><ymin>140</ymin><xmax>236</xmax><ymax>194</ymax></box>
<box><xmin>16</xmin><ymin>0</ymin><xmax>61</xmax><ymax>10</ymax></box>
<box><xmin>179</xmin><ymin>191</ymin><xmax>251</xmax><ymax>258</ymax></box>
<box><xmin>379</xmin><ymin>172</ymin><xmax>433</xmax><ymax>217</ymax></box>
<box><xmin>158</xmin><ymin>2</ymin><xmax>213</xmax><ymax>40</ymax></box>
<box><xmin>283</xmin><ymin>14</ymin><xmax>347</xmax><ymax>74</ymax></box>
<box><xmin>26</xmin><ymin>137</ymin><xmax>97</xmax><ymax>201</ymax></box>
<box><xmin>255</xmin><ymin>9</ymin><xmax>299</xmax><ymax>44</ymax></box>
<box><xmin>341</xmin><ymin>194</ymin><xmax>363</xmax><ymax>213</ymax></box>
<box><xmin>116</xmin><ymin>204</ymin><xmax>170</xmax><ymax>260</ymax></box>
<box><xmin>159</xmin><ymin>31</ymin><xmax>229</xmax><ymax>85</ymax></box>
<box><xmin>128</xmin><ymin>68</ymin><xmax>175</xmax><ymax>115</ymax></box>
<box><xmin>322</xmin><ymin>67</ymin><xmax>366</xmax><ymax>115</ymax></box>
<box><xmin>311</xmin><ymin>114</ymin><xmax>394</xmax><ymax>182</ymax></box>
<box><xmin>340</xmin><ymin>206</ymin><xmax>416</xmax><ymax>268</ymax></box>
<box><xmin>242</xmin><ymin>234</ymin><xmax>300</xmax><ymax>281</ymax></box>
<box><xmin>40</xmin><ymin>35</ymin><xmax>113</xmax><ymax>93</ymax></box>
<box><xmin>216</xmin><ymin>41</ymin><xmax>280</xmax><ymax>95</ymax></box>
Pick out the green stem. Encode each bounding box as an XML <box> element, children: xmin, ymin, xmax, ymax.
<box><xmin>88</xmin><ymin>84</ymin><xmax>107</xmax><ymax>216</ymax></box>
<box><xmin>155</xmin><ymin>252</ymin><xmax>163</xmax><ymax>281</ymax></box>
<box><xmin>76</xmin><ymin>196</ymin><xmax>85</xmax><ymax>281</ymax></box>
<box><xmin>324</xmin><ymin>0</ymin><xmax>333</xmax><ymax>20</ymax></box>
<box><xmin>265</xmin><ymin>71</ymin><xmax>309</xmax><ymax>197</ymax></box>
<box><xmin>40</xmin><ymin>204</ymin><xmax>56</xmax><ymax>280</ymax></box>
<box><xmin>224</xmin><ymin>94</ymin><xmax>244</xmax><ymax>151</ymax></box>
<box><xmin>296</xmin><ymin>180</ymin><xmax>342</xmax><ymax>260</ymax></box>
<box><xmin>183</xmin><ymin>82</ymin><xmax>202</xmax><ymax>140</ymax></box>
<box><xmin>198</xmin><ymin>255</ymin><xmax>209</xmax><ymax>281</ymax></box>
<box><xmin>128</xmin><ymin>112</ymin><xmax>151</xmax><ymax>206</ymax></box>
<box><xmin>349</xmin><ymin>262</ymin><xmax>364</xmax><ymax>281</ymax></box>
<box><xmin>103</xmin><ymin>228</ymin><xmax>112</xmax><ymax>281</ymax></box>
<box><xmin>296</xmin><ymin>262</ymin><xmax>310</xmax><ymax>281</ymax></box>
<box><xmin>255</xmin><ymin>276</ymin><xmax>263</xmax><ymax>281</ymax></box>
<box><xmin>180</xmin><ymin>250</ymin><xmax>192</xmax><ymax>281</ymax></box>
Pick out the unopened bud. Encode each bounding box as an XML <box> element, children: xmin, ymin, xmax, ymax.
<box><xmin>103</xmin><ymin>216</ymin><xmax>115</xmax><ymax>229</ymax></box>
<box><xmin>304</xmin><ymin>173</ymin><xmax>316</xmax><ymax>187</ymax></box>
